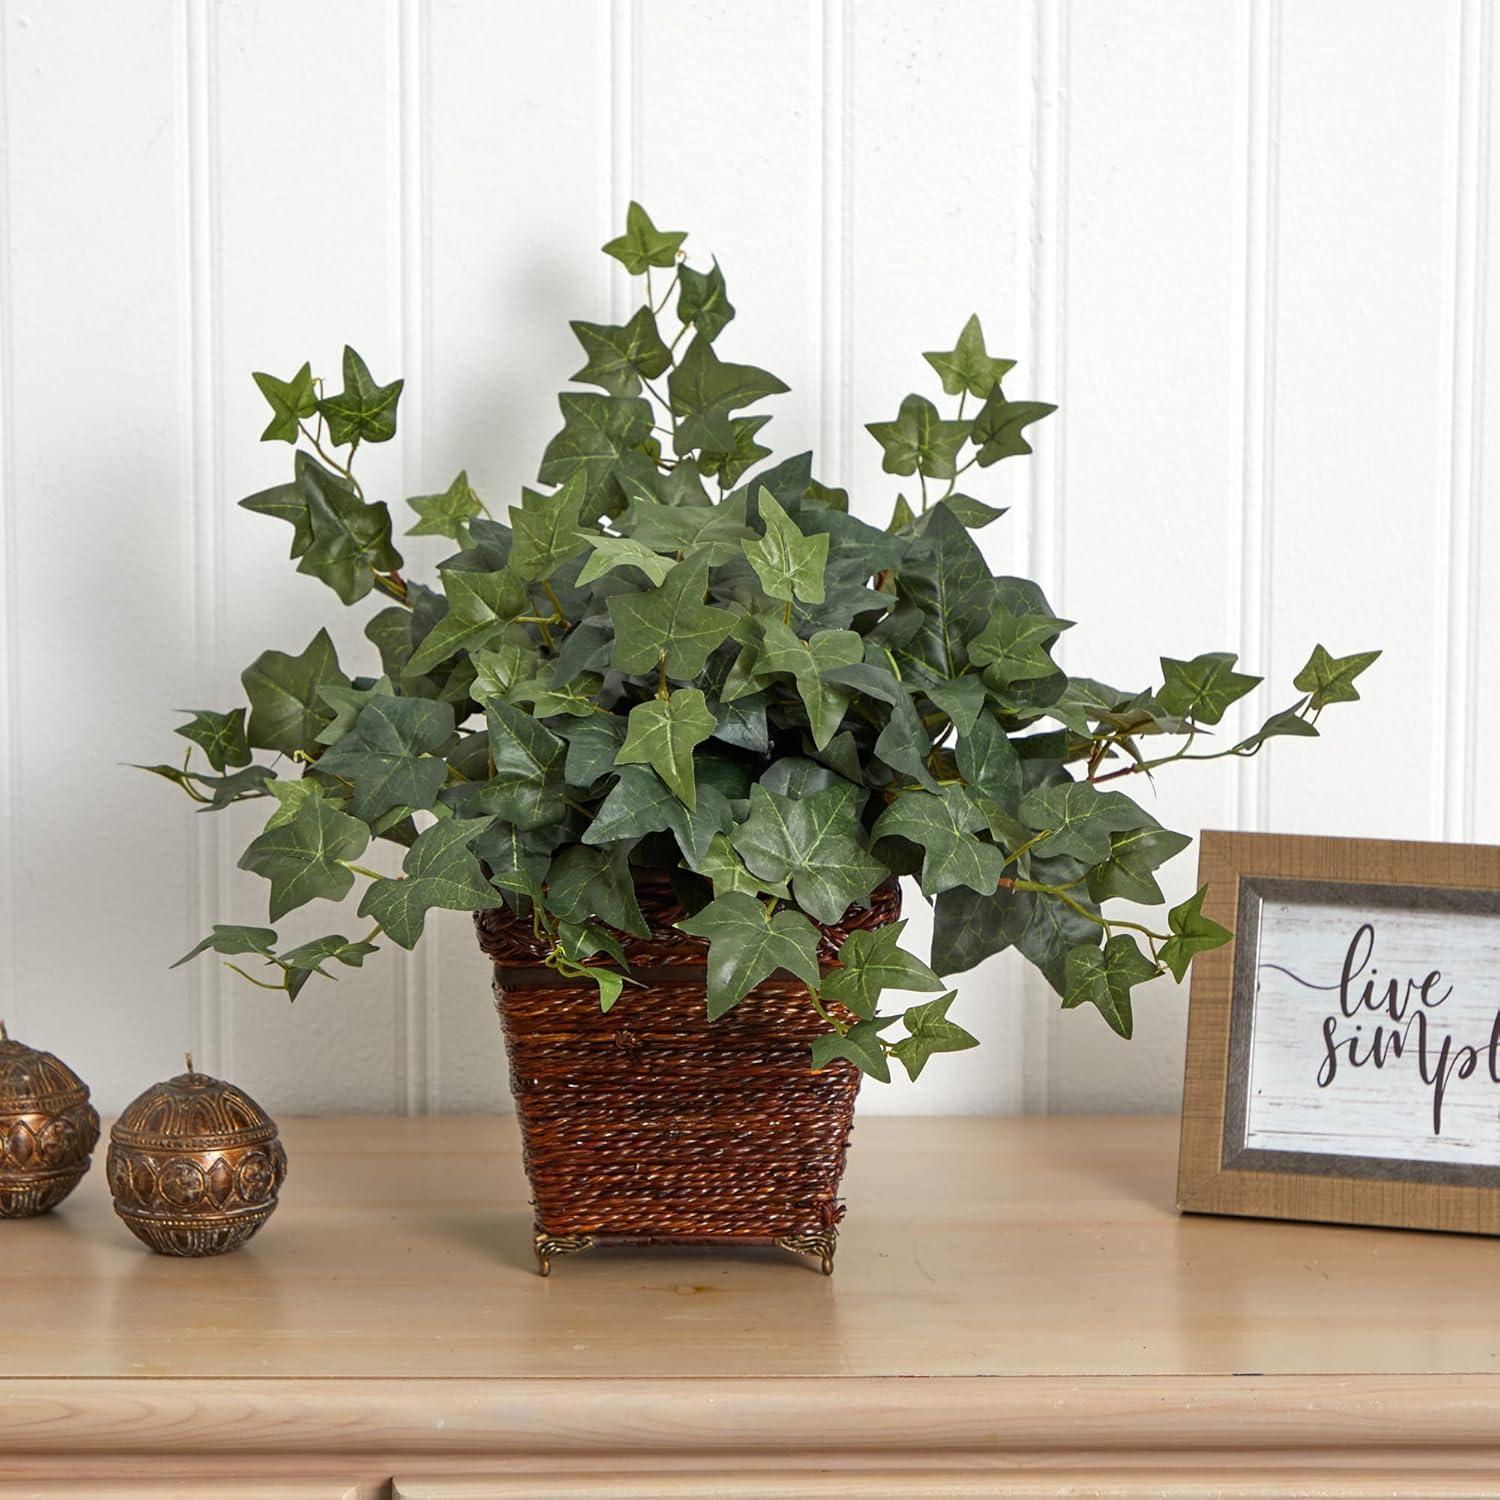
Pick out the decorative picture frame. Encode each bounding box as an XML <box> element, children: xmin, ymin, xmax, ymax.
<box><xmin>1177</xmin><ymin>830</ymin><xmax>1500</xmax><ymax>1235</ymax></box>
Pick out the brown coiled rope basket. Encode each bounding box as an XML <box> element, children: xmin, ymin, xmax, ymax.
<box><xmin>474</xmin><ymin>878</ymin><xmax>901</xmax><ymax>1276</ymax></box>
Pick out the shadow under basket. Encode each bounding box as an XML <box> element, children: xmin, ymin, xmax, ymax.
<box><xmin>474</xmin><ymin>880</ymin><xmax>901</xmax><ymax>1276</ymax></box>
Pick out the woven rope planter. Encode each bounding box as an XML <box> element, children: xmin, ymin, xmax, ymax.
<box><xmin>474</xmin><ymin>879</ymin><xmax>901</xmax><ymax>1276</ymax></box>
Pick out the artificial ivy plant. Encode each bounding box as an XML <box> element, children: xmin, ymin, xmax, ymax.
<box><xmin>149</xmin><ymin>203</ymin><xmax>1378</xmax><ymax>1083</ymax></box>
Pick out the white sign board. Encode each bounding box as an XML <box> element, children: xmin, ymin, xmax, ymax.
<box><xmin>1224</xmin><ymin>879</ymin><xmax>1500</xmax><ymax>1186</ymax></box>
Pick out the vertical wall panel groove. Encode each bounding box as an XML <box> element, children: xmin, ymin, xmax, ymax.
<box><xmin>607</xmin><ymin>0</ymin><xmax>639</xmax><ymax>322</ymax></box>
<box><xmin>185</xmin><ymin>0</ymin><xmax>224</xmax><ymax>1074</ymax></box>
<box><xmin>1443</xmin><ymin>0</ymin><xmax>1491</xmax><ymax>841</ymax></box>
<box><xmin>815</xmin><ymin>0</ymin><xmax>849</xmax><ymax>483</ymax></box>
<box><xmin>1022</xmin><ymin>0</ymin><xmax>1068</xmax><ymax>1114</ymax></box>
<box><xmin>0</xmin><ymin>0</ymin><xmax>17</xmax><ymax>1034</ymax></box>
<box><xmin>397</xmin><ymin>0</ymin><xmax>430</xmax><ymax>1114</ymax></box>
<box><xmin>1236</xmin><ymin>0</ymin><xmax>1281</xmax><ymax>833</ymax></box>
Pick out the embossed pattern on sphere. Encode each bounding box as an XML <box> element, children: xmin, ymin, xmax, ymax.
<box><xmin>0</xmin><ymin>1028</ymin><xmax>100</xmax><ymax>1218</ymax></box>
<box><xmin>107</xmin><ymin>1067</ymin><xmax>286</xmax><ymax>1257</ymax></box>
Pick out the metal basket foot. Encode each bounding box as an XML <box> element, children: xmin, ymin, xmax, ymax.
<box><xmin>774</xmin><ymin>1230</ymin><xmax>838</xmax><ymax>1275</ymax></box>
<box><xmin>534</xmin><ymin>1231</ymin><xmax>595</xmax><ymax>1277</ymax></box>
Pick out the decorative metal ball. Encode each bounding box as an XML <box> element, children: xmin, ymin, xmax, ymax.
<box><xmin>107</xmin><ymin>1058</ymin><xmax>287</xmax><ymax>1257</ymax></box>
<box><xmin>0</xmin><ymin>1020</ymin><xmax>100</xmax><ymax>1217</ymax></box>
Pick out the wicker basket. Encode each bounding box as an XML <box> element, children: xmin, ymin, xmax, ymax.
<box><xmin>474</xmin><ymin>879</ymin><xmax>901</xmax><ymax>1275</ymax></box>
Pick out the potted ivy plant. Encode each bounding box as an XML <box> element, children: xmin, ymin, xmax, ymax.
<box><xmin>150</xmin><ymin>204</ymin><xmax>1376</xmax><ymax>1275</ymax></box>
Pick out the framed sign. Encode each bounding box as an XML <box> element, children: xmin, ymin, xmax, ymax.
<box><xmin>1177</xmin><ymin>830</ymin><xmax>1500</xmax><ymax>1235</ymax></box>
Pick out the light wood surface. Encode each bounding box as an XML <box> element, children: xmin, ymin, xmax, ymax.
<box><xmin>2</xmin><ymin>1114</ymin><xmax>1499</xmax><ymax>1497</ymax></box>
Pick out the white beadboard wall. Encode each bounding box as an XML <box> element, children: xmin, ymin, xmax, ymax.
<box><xmin>0</xmin><ymin>0</ymin><xmax>1494</xmax><ymax>1116</ymax></box>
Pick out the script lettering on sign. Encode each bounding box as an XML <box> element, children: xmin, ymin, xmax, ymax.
<box><xmin>1238</xmin><ymin>891</ymin><xmax>1500</xmax><ymax>1169</ymax></box>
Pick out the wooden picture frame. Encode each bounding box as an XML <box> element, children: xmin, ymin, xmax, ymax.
<box><xmin>1177</xmin><ymin>829</ymin><xmax>1500</xmax><ymax>1235</ymax></box>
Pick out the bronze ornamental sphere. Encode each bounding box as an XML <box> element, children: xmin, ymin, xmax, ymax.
<box><xmin>107</xmin><ymin>1059</ymin><xmax>287</xmax><ymax>1257</ymax></box>
<box><xmin>0</xmin><ymin>1021</ymin><xmax>100</xmax><ymax>1217</ymax></box>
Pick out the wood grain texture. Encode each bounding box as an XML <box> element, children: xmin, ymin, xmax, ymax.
<box><xmin>1179</xmin><ymin>829</ymin><xmax>1500</xmax><ymax>1232</ymax></box>
<box><xmin>3</xmin><ymin>1116</ymin><xmax>1500</xmax><ymax>1494</ymax></box>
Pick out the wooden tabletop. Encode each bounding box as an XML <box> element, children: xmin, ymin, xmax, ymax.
<box><xmin>4</xmin><ymin>1114</ymin><xmax>1500</xmax><ymax>1496</ymax></box>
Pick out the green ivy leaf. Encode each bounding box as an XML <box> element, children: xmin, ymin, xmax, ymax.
<box><xmin>606</xmin><ymin>553</ymin><xmax>737</xmax><ymax>679</ymax></box>
<box><xmin>318</xmin><ymin>346</ymin><xmax>403</xmax><ymax>446</ymax></box>
<box><xmin>514</xmin><ymin>672</ymin><xmax>603</xmax><ymax>719</ymax></box>
<box><xmin>677</xmin><ymin>258</ymin><xmax>735</xmax><ymax>341</ymax></box>
<box><xmin>278</xmin><ymin>932</ymin><xmax>380</xmax><ymax>985</ymax></box>
<box><xmin>1016</xmin><ymin>889</ymin><xmax>1103</xmax><ymax>996</ymax></box>
<box><xmin>810</xmin><ymin>1018</ymin><xmax>897</xmax><ymax>1083</ymax></box>
<box><xmin>822</xmin><ymin>919</ymin><xmax>943</xmax><ymax>1021</ymax></box>
<box><xmin>174</xmin><ymin>708</ymin><xmax>251</xmax><ymax>773</ymax></box>
<box><xmin>241</xmin><ymin>628</ymin><xmax>349</xmax><ymax>756</ymax></box>
<box><xmin>667</xmin><ymin>336</ymin><xmax>788</xmax><ymax>456</ymax></box>
<box><xmin>315</xmin><ymin>695</ymin><xmax>455</xmax><ymax>824</ymax></box>
<box><xmin>922</xmin><ymin>315</ymin><xmax>1015</xmax><ymax>399</ymax></box>
<box><xmin>601</xmin><ymin>201</ymin><xmax>686</xmax><ymax>274</ymax></box>
<box><xmin>750</xmin><ymin>620</ymin><xmax>863</xmax><ymax>750</ymax></box>
<box><xmin>695</xmin><ymin>832</ymin><xmax>788</xmax><ymax>898</ymax></box>
<box><xmin>173</xmin><ymin>924</ymin><xmax>279</xmax><ymax>969</ymax></box>
<box><xmin>537</xmin><ymin>392</ymin><xmax>654</xmax><ymax>517</ymax></box>
<box><xmin>251</xmin><ymin>362</ymin><xmax>317</xmax><ymax>444</ymax></box>
<box><xmin>884</xmin><ymin>507</ymin><xmax>997</xmax><ymax>680</ymax></box>
<box><xmin>1086</xmin><ymin>823</ymin><xmax>1193</xmax><ymax>906</ymax></box>
<box><xmin>558</xmin><ymin>714</ymin><xmax>628</xmax><ymax>789</ymax></box>
<box><xmin>544</xmin><ymin>844</ymin><xmax>650</xmax><ymax>938</ymax></box>
<box><xmin>865</xmin><ymin>393</ymin><xmax>970</xmax><ymax>479</ymax></box>
<box><xmin>1018</xmin><ymin>780</ymin><xmax>1153</xmax><ymax>865</ymax></box>
<box><xmin>404</xmin><ymin>567</ymin><xmax>529</xmax><ymax>679</ymax></box>
<box><xmin>474</xmin><ymin>820</ymin><xmax>569</xmax><ymax>897</ymax></box>
<box><xmin>1158</xmin><ymin>885</ymin><xmax>1232</xmax><ymax>981</ymax></box>
<box><xmin>890</xmin><ymin>992</ymin><xmax>977</xmax><ymax>1080</ymax></box>
<box><xmin>1230</xmin><ymin>707</ymin><xmax>1320</xmax><ymax>755</ymax></box>
<box><xmin>620</xmin><ymin>487</ymin><xmax>754</xmax><ymax>564</ymax></box>
<box><xmin>1063</xmin><ymin>934</ymin><xmax>1158</xmax><ymax>1038</ymax></box>
<box><xmin>969</xmin><ymin>599</ymin><xmax>1074</xmax><ymax>684</ymax></box>
<box><xmin>954</xmin><ymin>708</ymin><xmax>1023</xmax><ymax>819</ymax></box>
<box><xmin>509</xmin><ymin>474</ymin><xmax>590</xmax><ymax>582</ymax></box>
<box><xmin>872</xmin><ymin>787</ymin><xmax>1005</xmax><ymax>897</ymax></box>
<box><xmin>238</xmin><ymin>796</ymin><xmax>371</xmax><ymax>921</ymax></box>
<box><xmin>930</xmin><ymin>884</ymin><xmax>1037</xmax><ymax>975</ymax></box>
<box><xmin>241</xmin><ymin>452</ymin><xmax>402</xmax><ymax>606</ymax></box>
<box><xmin>262</xmin><ymin>777</ymin><xmax>327</xmax><ymax>830</ymax></box>
<box><xmin>570</xmin><ymin>305</ymin><xmax>672</xmax><ymax>397</ymax></box>
<box><xmin>730</xmin><ymin>782</ymin><xmax>883</xmax><ymax>925</ymax></box>
<box><xmin>467</xmin><ymin>700</ymin><xmax>566</xmax><ymax>831</ymax></box>
<box><xmin>676</xmin><ymin>891</ymin><xmax>821</xmax><ymax>1019</ymax></box>
<box><xmin>615</xmin><ymin>688</ymin><xmax>717</xmax><ymax>809</ymax></box>
<box><xmin>575</xmin><ymin>532</ymin><xmax>678</xmax><ymax>588</ymax></box>
<box><xmin>358</xmin><ymin>816</ymin><xmax>498</xmax><ymax>949</ymax></box>
<box><xmin>820</xmin><ymin>660</ymin><xmax>938</xmax><ymax>791</ymax></box>
<box><xmin>583</xmin><ymin>765</ymin><xmax>731</xmax><ymax>867</ymax></box>
<box><xmin>1157</xmin><ymin>652</ymin><xmax>1262</xmax><ymax>726</ymax></box>
<box><xmin>1293</xmin><ymin>645</ymin><xmax>1381</xmax><ymax>711</ymax></box>
<box><xmin>316</xmin><ymin>678</ymin><xmax>394</xmax><ymax>746</ymax></box>
<box><xmin>407</xmin><ymin>470</ymin><xmax>484</xmax><ymax>541</ymax></box>
<box><xmin>698</xmin><ymin>415</ymin><xmax>773</xmax><ymax>487</ymax></box>
<box><xmin>743</xmin><ymin>490</ymin><xmax>828</xmax><ymax>604</ymax></box>
<box><xmin>970</xmin><ymin>388</ymin><xmax>1056</xmax><ymax>466</ymax></box>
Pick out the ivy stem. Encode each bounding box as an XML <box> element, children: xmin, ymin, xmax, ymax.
<box><xmin>939</xmin><ymin>455</ymin><xmax>978</xmax><ymax>502</ymax></box>
<box><xmin>1086</xmin><ymin>717</ymin><xmax>1323</xmax><ymax>785</ymax></box>
<box><xmin>541</xmin><ymin>580</ymin><xmax>568</xmax><ymax>624</ymax></box>
<box><xmin>806</xmin><ymin>986</ymin><xmax>846</xmax><ymax>1036</ymax></box>
<box><xmin>651</xmin><ymin>267</ymin><xmax>680</xmax><ymax>316</ymax></box>
<box><xmin>1008</xmin><ymin>877</ymin><xmax>1171</xmax><ymax>952</ymax></box>
<box><xmin>298</xmin><ymin>422</ymin><xmax>364</xmax><ymax>499</ymax></box>
<box><xmin>1000</xmin><ymin>830</ymin><xmax>1051</xmax><ymax>870</ymax></box>
<box><xmin>340</xmin><ymin>862</ymin><xmax>387</xmax><ymax>882</ymax></box>
<box><xmin>657</xmin><ymin>654</ymin><xmax>670</xmax><ymax>700</ymax></box>
<box><xmin>372</xmin><ymin>570</ymin><xmax>410</xmax><ymax>607</ymax></box>
<box><xmin>223</xmin><ymin>961</ymin><xmax>288</xmax><ymax>992</ymax></box>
